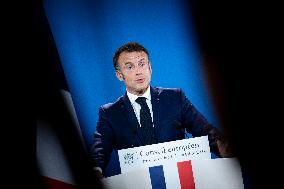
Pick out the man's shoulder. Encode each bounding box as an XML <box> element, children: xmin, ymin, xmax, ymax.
<box><xmin>152</xmin><ymin>86</ymin><xmax>182</xmax><ymax>95</ymax></box>
<box><xmin>100</xmin><ymin>96</ymin><xmax>124</xmax><ymax>111</ymax></box>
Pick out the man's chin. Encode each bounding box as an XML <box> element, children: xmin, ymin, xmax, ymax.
<box><xmin>135</xmin><ymin>87</ymin><xmax>148</xmax><ymax>95</ymax></box>
<box><xmin>136</xmin><ymin>89</ymin><xmax>145</xmax><ymax>95</ymax></box>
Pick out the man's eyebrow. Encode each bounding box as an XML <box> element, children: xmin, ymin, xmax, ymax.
<box><xmin>122</xmin><ymin>58</ymin><xmax>147</xmax><ymax>65</ymax></box>
<box><xmin>123</xmin><ymin>62</ymin><xmax>133</xmax><ymax>65</ymax></box>
<box><xmin>138</xmin><ymin>58</ymin><xmax>147</xmax><ymax>62</ymax></box>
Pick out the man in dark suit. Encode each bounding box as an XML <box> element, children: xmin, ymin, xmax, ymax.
<box><xmin>91</xmin><ymin>42</ymin><xmax>231</xmax><ymax>178</ymax></box>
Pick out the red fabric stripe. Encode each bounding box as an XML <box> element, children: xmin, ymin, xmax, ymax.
<box><xmin>41</xmin><ymin>176</ymin><xmax>76</xmax><ymax>189</ymax></box>
<box><xmin>177</xmin><ymin>161</ymin><xmax>196</xmax><ymax>189</ymax></box>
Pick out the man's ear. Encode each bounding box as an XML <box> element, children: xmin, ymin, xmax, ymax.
<box><xmin>116</xmin><ymin>70</ymin><xmax>124</xmax><ymax>81</ymax></box>
<box><xmin>149</xmin><ymin>62</ymin><xmax>152</xmax><ymax>74</ymax></box>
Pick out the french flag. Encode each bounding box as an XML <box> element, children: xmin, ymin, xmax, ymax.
<box><xmin>149</xmin><ymin>161</ymin><xmax>195</xmax><ymax>189</ymax></box>
<box><xmin>102</xmin><ymin>158</ymin><xmax>244</xmax><ymax>189</ymax></box>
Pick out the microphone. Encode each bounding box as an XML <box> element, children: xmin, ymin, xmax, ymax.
<box><xmin>173</xmin><ymin>120</ymin><xmax>190</xmax><ymax>139</ymax></box>
<box><xmin>173</xmin><ymin>120</ymin><xmax>183</xmax><ymax>130</ymax></box>
<box><xmin>132</xmin><ymin>128</ymin><xmax>138</xmax><ymax>135</ymax></box>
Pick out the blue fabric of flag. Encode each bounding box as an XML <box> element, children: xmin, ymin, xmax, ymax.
<box><xmin>149</xmin><ymin>165</ymin><xmax>167</xmax><ymax>189</ymax></box>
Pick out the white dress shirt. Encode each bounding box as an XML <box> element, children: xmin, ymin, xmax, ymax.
<box><xmin>127</xmin><ymin>86</ymin><xmax>154</xmax><ymax>127</ymax></box>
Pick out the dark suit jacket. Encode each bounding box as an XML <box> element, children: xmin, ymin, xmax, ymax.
<box><xmin>91</xmin><ymin>87</ymin><xmax>223</xmax><ymax>171</ymax></box>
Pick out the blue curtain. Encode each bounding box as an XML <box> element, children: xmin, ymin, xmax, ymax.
<box><xmin>44</xmin><ymin>0</ymin><xmax>220</xmax><ymax>176</ymax></box>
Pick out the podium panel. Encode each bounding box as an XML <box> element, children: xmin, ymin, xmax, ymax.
<box><xmin>102</xmin><ymin>158</ymin><xmax>244</xmax><ymax>189</ymax></box>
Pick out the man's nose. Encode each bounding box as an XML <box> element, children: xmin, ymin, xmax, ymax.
<box><xmin>135</xmin><ymin>67</ymin><xmax>142</xmax><ymax>75</ymax></box>
<box><xmin>135</xmin><ymin>71</ymin><xmax>142</xmax><ymax>75</ymax></box>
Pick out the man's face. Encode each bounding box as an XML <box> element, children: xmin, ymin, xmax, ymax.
<box><xmin>116</xmin><ymin>51</ymin><xmax>152</xmax><ymax>95</ymax></box>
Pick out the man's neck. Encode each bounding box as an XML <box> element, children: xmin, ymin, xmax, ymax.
<box><xmin>127</xmin><ymin>86</ymin><xmax>150</xmax><ymax>96</ymax></box>
<box><xmin>127</xmin><ymin>86</ymin><xmax>151</xmax><ymax>104</ymax></box>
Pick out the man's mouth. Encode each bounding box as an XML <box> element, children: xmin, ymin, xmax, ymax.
<box><xmin>136</xmin><ymin>78</ymin><xmax>145</xmax><ymax>83</ymax></box>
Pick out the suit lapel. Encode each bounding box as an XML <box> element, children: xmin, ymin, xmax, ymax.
<box><xmin>150</xmin><ymin>87</ymin><xmax>162</xmax><ymax>141</ymax></box>
<box><xmin>121</xmin><ymin>94</ymin><xmax>144</xmax><ymax>146</ymax></box>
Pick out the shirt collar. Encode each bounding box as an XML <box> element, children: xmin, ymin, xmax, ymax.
<box><xmin>127</xmin><ymin>86</ymin><xmax>151</xmax><ymax>104</ymax></box>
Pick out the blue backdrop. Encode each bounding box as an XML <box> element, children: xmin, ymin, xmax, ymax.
<box><xmin>44</xmin><ymin>0</ymin><xmax>220</xmax><ymax>176</ymax></box>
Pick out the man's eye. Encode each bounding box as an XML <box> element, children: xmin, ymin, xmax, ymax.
<box><xmin>139</xmin><ymin>63</ymin><xmax>145</xmax><ymax>67</ymax></box>
<box><xmin>126</xmin><ymin>65</ymin><xmax>133</xmax><ymax>70</ymax></box>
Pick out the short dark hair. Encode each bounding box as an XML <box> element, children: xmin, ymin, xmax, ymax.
<box><xmin>113</xmin><ymin>42</ymin><xmax>149</xmax><ymax>70</ymax></box>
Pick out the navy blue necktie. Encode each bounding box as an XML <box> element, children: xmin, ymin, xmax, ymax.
<box><xmin>135</xmin><ymin>97</ymin><xmax>156</xmax><ymax>145</ymax></box>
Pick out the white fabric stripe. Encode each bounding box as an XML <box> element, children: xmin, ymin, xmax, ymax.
<box><xmin>192</xmin><ymin>158</ymin><xmax>244</xmax><ymax>189</ymax></box>
<box><xmin>37</xmin><ymin>120</ymin><xmax>76</xmax><ymax>185</ymax></box>
<box><xmin>102</xmin><ymin>168</ymin><xmax>152</xmax><ymax>189</ymax></box>
<box><xmin>60</xmin><ymin>89</ymin><xmax>86</xmax><ymax>149</ymax></box>
<box><xmin>163</xmin><ymin>163</ymin><xmax>181</xmax><ymax>189</ymax></box>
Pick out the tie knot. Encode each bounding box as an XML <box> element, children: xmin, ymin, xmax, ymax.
<box><xmin>135</xmin><ymin>97</ymin><xmax>147</xmax><ymax>106</ymax></box>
